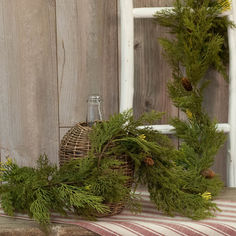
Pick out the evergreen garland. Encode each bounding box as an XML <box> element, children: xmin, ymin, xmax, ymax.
<box><xmin>154</xmin><ymin>0</ymin><xmax>234</xmax><ymax>195</ymax></box>
<box><xmin>0</xmin><ymin>0</ymin><xmax>234</xmax><ymax>228</ymax></box>
<box><xmin>0</xmin><ymin>110</ymin><xmax>223</xmax><ymax>226</ymax></box>
<box><xmin>0</xmin><ymin>156</ymin><xmax>111</xmax><ymax>226</ymax></box>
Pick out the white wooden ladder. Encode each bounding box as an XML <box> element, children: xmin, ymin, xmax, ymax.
<box><xmin>119</xmin><ymin>0</ymin><xmax>236</xmax><ymax>187</ymax></box>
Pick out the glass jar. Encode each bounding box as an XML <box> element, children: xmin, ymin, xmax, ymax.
<box><xmin>86</xmin><ymin>95</ymin><xmax>103</xmax><ymax>127</ymax></box>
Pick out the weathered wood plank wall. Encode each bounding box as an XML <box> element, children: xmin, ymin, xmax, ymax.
<box><xmin>0</xmin><ymin>0</ymin><xmax>59</xmax><ymax>166</ymax></box>
<box><xmin>56</xmin><ymin>0</ymin><xmax>119</xmax><ymax>141</ymax></box>
<box><xmin>133</xmin><ymin>0</ymin><xmax>176</xmax><ymax>123</ymax></box>
<box><xmin>204</xmin><ymin>71</ymin><xmax>229</xmax><ymax>184</ymax></box>
<box><xmin>56</xmin><ymin>0</ymin><xmax>119</xmax><ymax>128</ymax></box>
<box><xmin>0</xmin><ymin>0</ymin><xmax>228</xmax><ymax>183</ymax></box>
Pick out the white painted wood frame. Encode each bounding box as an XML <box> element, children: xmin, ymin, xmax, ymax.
<box><xmin>227</xmin><ymin>0</ymin><xmax>236</xmax><ymax>187</ymax></box>
<box><xmin>119</xmin><ymin>0</ymin><xmax>236</xmax><ymax>186</ymax></box>
<box><xmin>120</xmin><ymin>0</ymin><xmax>134</xmax><ymax>112</ymax></box>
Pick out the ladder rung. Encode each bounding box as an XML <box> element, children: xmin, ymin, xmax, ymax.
<box><xmin>133</xmin><ymin>7</ymin><xmax>232</xmax><ymax>18</ymax></box>
<box><xmin>138</xmin><ymin>123</ymin><xmax>230</xmax><ymax>134</ymax></box>
<box><xmin>133</xmin><ymin>7</ymin><xmax>173</xmax><ymax>18</ymax></box>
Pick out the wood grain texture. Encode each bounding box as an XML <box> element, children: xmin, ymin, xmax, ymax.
<box><xmin>203</xmin><ymin>70</ymin><xmax>229</xmax><ymax>184</ymax></box>
<box><xmin>60</xmin><ymin>128</ymin><xmax>70</xmax><ymax>143</ymax></box>
<box><xmin>0</xmin><ymin>0</ymin><xmax>59</xmax><ymax>165</ymax></box>
<box><xmin>56</xmin><ymin>0</ymin><xmax>119</xmax><ymax>127</ymax></box>
<box><xmin>133</xmin><ymin>0</ymin><xmax>177</xmax><ymax>124</ymax></box>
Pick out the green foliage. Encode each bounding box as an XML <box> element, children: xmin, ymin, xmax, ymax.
<box><xmin>172</xmin><ymin>116</ymin><xmax>226</xmax><ymax>171</ymax></box>
<box><xmin>1</xmin><ymin>0</ymin><xmax>232</xmax><ymax>227</ymax></box>
<box><xmin>155</xmin><ymin>0</ymin><xmax>234</xmax><ymax>81</ymax></box>
<box><xmin>85</xmin><ymin>157</ymin><xmax>130</xmax><ymax>203</ymax></box>
<box><xmin>0</xmin><ymin>109</ymin><xmax>226</xmax><ymax>226</ymax></box>
<box><xmin>154</xmin><ymin>0</ymin><xmax>232</xmax><ymax>204</ymax></box>
<box><xmin>89</xmin><ymin>110</ymin><xmax>171</xmax><ymax>169</ymax></box>
<box><xmin>0</xmin><ymin>155</ymin><xmax>109</xmax><ymax>226</ymax></box>
<box><xmin>90</xmin><ymin>110</ymin><xmax>222</xmax><ymax>219</ymax></box>
<box><xmin>0</xmin><ymin>111</ymin><xmax>168</xmax><ymax>226</ymax></box>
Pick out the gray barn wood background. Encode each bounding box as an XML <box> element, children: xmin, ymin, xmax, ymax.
<box><xmin>0</xmin><ymin>0</ymin><xmax>228</xmax><ymax>184</ymax></box>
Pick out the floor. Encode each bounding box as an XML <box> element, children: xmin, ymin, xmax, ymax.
<box><xmin>0</xmin><ymin>216</ymin><xmax>97</xmax><ymax>236</ymax></box>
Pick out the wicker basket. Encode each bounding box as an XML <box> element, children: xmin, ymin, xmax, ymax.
<box><xmin>59</xmin><ymin>122</ymin><xmax>134</xmax><ymax>216</ymax></box>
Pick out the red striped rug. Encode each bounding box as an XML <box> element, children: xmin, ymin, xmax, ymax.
<box><xmin>1</xmin><ymin>191</ymin><xmax>236</xmax><ymax>236</ymax></box>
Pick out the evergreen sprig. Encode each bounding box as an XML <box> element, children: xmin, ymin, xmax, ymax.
<box><xmin>0</xmin><ymin>155</ymin><xmax>110</xmax><ymax>226</ymax></box>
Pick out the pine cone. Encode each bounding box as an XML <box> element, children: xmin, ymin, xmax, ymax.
<box><xmin>181</xmin><ymin>77</ymin><xmax>193</xmax><ymax>91</ymax></box>
<box><xmin>144</xmin><ymin>157</ymin><xmax>154</xmax><ymax>166</ymax></box>
<box><xmin>201</xmin><ymin>169</ymin><xmax>215</xmax><ymax>179</ymax></box>
<box><xmin>187</xmin><ymin>28</ymin><xmax>192</xmax><ymax>33</ymax></box>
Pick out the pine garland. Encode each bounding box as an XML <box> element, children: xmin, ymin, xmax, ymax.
<box><xmin>0</xmin><ymin>109</ymin><xmax>226</xmax><ymax>226</ymax></box>
<box><xmin>0</xmin><ymin>156</ymin><xmax>111</xmax><ymax>226</ymax></box>
<box><xmin>154</xmin><ymin>0</ymin><xmax>234</xmax><ymax>198</ymax></box>
<box><xmin>0</xmin><ymin>0</ymin><xmax>234</xmax><ymax>228</ymax></box>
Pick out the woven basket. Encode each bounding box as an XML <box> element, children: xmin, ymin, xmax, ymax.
<box><xmin>59</xmin><ymin>122</ymin><xmax>134</xmax><ymax>217</ymax></box>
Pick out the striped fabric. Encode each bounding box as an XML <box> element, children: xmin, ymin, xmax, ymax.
<box><xmin>1</xmin><ymin>191</ymin><xmax>236</xmax><ymax>236</ymax></box>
